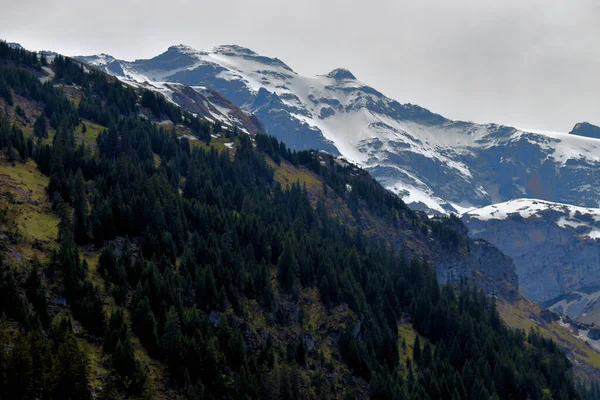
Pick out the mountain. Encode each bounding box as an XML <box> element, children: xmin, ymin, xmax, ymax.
<box><xmin>5</xmin><ymin>41</ymin><xmax>592</xmax><ymax>397</ymax></box>
<box><xmin>570</xmin><ymin>122</ymin><xmax>600</xmax><ymax>139</ymax></box>
<box><xmin>77</xmin><ymin>45</ymin><xmax>600</xmax><ymax>216</ymax></box>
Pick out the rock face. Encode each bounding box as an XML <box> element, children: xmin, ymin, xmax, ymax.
<box><xmin>570</xmin><ymin>122</ymin><xmax>600</xmax><ymax>139</ymax></box>
<box><xmin>436</xmin><ymin>238</ymin><xmax>519</xmax><ymax>291</ymax></box>
<box><xmin>463</xmin><ymin>199</ymin><xmax>600</xmax><ymax>304</ymax></box>
<box><xmin>588</xmin><ymin>328</ymin><xmax>600</xmax><ymax>341</ymax></box>
<box><xmin>541</xmin><ymin>286</ymin><xmax>600</xmax><ymax>323</ymax></box>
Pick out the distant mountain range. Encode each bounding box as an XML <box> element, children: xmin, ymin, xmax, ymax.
<box><xmin>76</xmin><ymin>44</ymin><xmax>600</xmax><ymax>313</ymax></box>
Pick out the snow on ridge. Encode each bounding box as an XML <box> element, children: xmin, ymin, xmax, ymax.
<box><xmin>80</xmin><ymin>44</ymin><xmax>600</xmax><ymax>168</ymax></box>
<box><xmin>465</xmin><ymin>198</ymin><xmax>600</xmax><ymax>220</ymax></box>
<box><xmin>76</xmin><ymin>45</ymin><xmax>600</xmax><ymax>216</ymax></box>
<box><xmin>513</xmin><ymin>127</ymin><xmax>600</xmax><ymax>164</ymax></box>
<box><xmin>464</xmin><ymin>198</ymin><xmax>600</xmax><ymax>239</ymax></box>
<box><xmin>92</xmin><ymin>54</ymin><xmax>115</xmax><ymax>66</ymax></box>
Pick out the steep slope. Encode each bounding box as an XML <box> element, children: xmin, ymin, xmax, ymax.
<box><xmin>543</xmin><ymin>287</ymin><xmax>600</xmax><ymax>325</ymax></box>
<box><xmin>78</xmin><ymin>51</ymin><xmax>264</xmax><ymax>135</ymax></box>
<box><xmin>77</xmin><ymin>45</ymin><xmax>600</xmax><ymax>215</ymax></box>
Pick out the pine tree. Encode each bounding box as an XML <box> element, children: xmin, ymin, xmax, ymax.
<box><xmin>277</xmin><ymin>238</ymin><xmax>298</xmax><ymax>294</ymax></box>
<box><xmin>413</xmin><ymin>336</ymin><xmax>421</xmax><ymax>364</ymax></box>
<box><xmin>72</xmin><ymin>169</ymin><xmax>89</xmax><ymax>244</ymax></box>
<box><xmin>50</xmin><ymin>333</ymin><xmax>92</xmax><ymax>399</ymax></box>
<box><xmin>161</xmin><ymin>306</ymin><xmax>183</xmax><ymax>381</ymax></box>
<box><xmin>34</xmin><ymin>113</ymin><xmax>47</xmax><ymax>138</ymax></box>
<box><xmin>319</xmin><ymin>275</ymin><xmax>330</xmax><ymax>307</ymax></box>
<box><xmin>6</xmin><ymin>331</ymin><xmax>34</xmax><ymax>399</ymax></box>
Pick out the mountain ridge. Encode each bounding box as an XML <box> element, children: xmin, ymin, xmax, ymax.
<box><xmin>76</xmin><ymin>44</ymin><xmax>600</xmax><ymax>216</ymax></box>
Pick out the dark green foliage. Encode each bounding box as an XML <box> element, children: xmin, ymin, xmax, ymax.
<box><xmin>413</xmin><ymin>336</ymin><xmax>421</xmax><ymax>364</ymax></box>
<box><xmin>161</xmin><ymin>306</ymin><xmax>184</xmax><ymax>381</ymax></box>
<box><xmin>0</xmin><ymin>41</ymin><xmax>40</xmax><ymax>67</ymax></box>
<box><xmin>104</xmin><ymin>308</ymin><xmax>147</xmax><ymax>394</ymax></box>
<box><xmin>0</xmin><ymin>112</ymin><xmax>30</xmax><ymax>161</ymax></box>
<box><xmin>15</xmin><ymin>104</ymin><xmax>26</xmax><ymax>120</ymax></box>
<box><xmin>277</xmin><ymin>237</ymin><xmax>299</xmax><ymax>295</ymax></box>
<box><xmin>34</xmin><ymin>112</ymin><xmax>48</xmax><ymax>138</ymax></box>
<box><xmin>72</xmin><ymin>169</ymin><xmax>89</xmax><ymax>244</ymax></box>
<box><xmin>141</xmin><ymin>89</ymin><xmax>182</xmax><ymax>123</ymax></box>
<box><xmin>0</xmin><ymin>314</ymin><xmax>92</xmax><ymax>400</ymax></box>
<box><xmin>51</xmin><ymin>199</ymin><xmax>106</xmax><ymax>336</ymax></box>
<box><xmin>25</xmin><ymin>260</ymin><xmax>51</xmax><ymax>328</ymax></box>
<box><xmin>0</xmin><ymin>258</ymin><xmax>32</xmax><ymax>327</ymax></box>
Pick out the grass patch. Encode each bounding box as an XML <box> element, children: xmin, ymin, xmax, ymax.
<box><xmin>189</xmin><ymin>135</ymin><xmax>234</xmax><ymax>154</ymax></box>
<box><xmin>304</xmin><ymin>287</ymin><xmax>328</xmax><ymax>333</ymax></box>
<box><xmin>244</xmin><ymin>300</ymin><xmax>268</xmax><ymax>330</ymax></box>
<box><xmin>397</xmin><ymin>323</ymin><xmax>432</xmax><ymax>368</ymax></box>
<box><xmin>0</xmin><ymin>159</ymin><xmax>50</xmax><ymax>203</ymax></box>
<box><xmin>19</xmin><ymin>209</ymin><xmax>59</xmax><ymax>243</ymax></box>
<box><xmin>0</xmin><ymin>159</ymin><xmax>58</xmax><ymax>253</ymax></box>
<box><xmin>269</xmin><ymin>158</ymin><xmax>322</xmax><ymax>196</ymax></box>
<box><xmin>79</xmin><ymin>120</ymin><xmax>106</xmax><ymax>146</ymax></box>
<box><xmin>76</xmin><ymin>338</ymin><xmax>108</xmax><ymax>391</ymax></box>
<box><xmin>84</xmin><ymin>251</ymin><xmax>103</xmax><ymax>287</ymax></box>
<box><xmin>397</xmin><ymin>323</ymin><xmax>418</xmax><ymax>364</ymax></box>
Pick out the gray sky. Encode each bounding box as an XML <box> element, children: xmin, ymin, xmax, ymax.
<box><xmin>1</xmin><ymin>0</ymin><xmax>599</xmax><ymax>132</ymax></box>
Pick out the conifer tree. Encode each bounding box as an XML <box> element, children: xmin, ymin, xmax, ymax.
<box><xmin>161</xmin><ymin>306</ymin><xmax>183</xmax><ymax>380</ymax></box>
<box><xmin>413</xmin><ymin>336</ymin><xmax>421</xmax><ymax>364</ymax></box>
<box><xmin>72</xmin><ymin>169</ymin><xmax>89</xmax><ymax>244</ymax></box>
<box><xmin>277</xmin><ymin>237</ymin><xmax>298</xmax><ymax>294</ymax></box>
<box><xmin>34</xmin><ymin>113</ymin><xmax>47</xmax><ymax>138</ymax></box>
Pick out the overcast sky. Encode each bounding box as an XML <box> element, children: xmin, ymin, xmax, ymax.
<box><xmin>1</xmin><ymin>0</ymin><xmax>598</xmax><ymax>131</ymax></box>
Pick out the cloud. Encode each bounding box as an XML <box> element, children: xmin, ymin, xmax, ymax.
<box><xmin>1</xmin><ymin>0</ymin><xmax>598</xmax><ymax>131</ymax></box>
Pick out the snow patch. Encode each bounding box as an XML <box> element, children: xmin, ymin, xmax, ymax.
<box><xmin>465</xmin><ymin>198</ymin><xmax>600</xmax><ymax>240</ymax></box>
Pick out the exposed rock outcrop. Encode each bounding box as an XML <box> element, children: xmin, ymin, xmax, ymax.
<box><xmin>463</xmin><ymin>202</ymin><xmax>600</xmax><ymax>304</ymax></box>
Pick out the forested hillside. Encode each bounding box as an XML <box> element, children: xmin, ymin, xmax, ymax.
<box><xmin>0</xmin><ymin>41</ymin><xmax>583</xmax><ymax>399</ymax></box>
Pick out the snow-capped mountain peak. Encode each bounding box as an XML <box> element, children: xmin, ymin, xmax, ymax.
<box><xmin>76</xmin><ymin>45</ymin><xmax>600</xmax><ymax>216</ymax></box>
<box><xmin>168</xmin><ymin>44</ymin><xmax>199</xmax><ymax>54</ymax></box>
<box><xmin>77</xmin><ymin>53</ymin><xmax>117</xmax><ymax>67</ymax></box>
<box><xmin>326</xmin><ymin>68</ymin><xmax>356</xmax><ymax>80</ymax></box>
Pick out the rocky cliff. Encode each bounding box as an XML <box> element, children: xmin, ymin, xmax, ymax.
<box><xmin>463</xmin><ymin>199</ymin><xmax>600</xmax><ymax>304</ymax></box>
